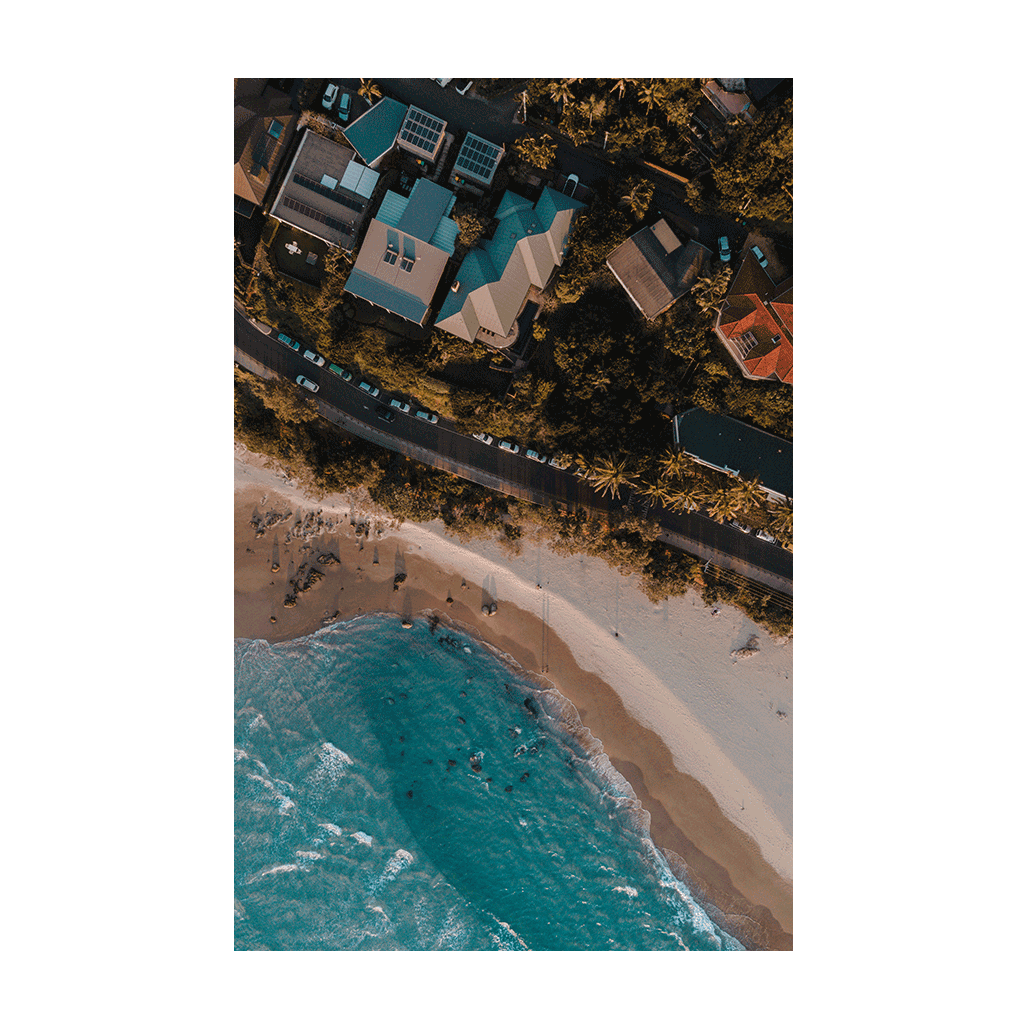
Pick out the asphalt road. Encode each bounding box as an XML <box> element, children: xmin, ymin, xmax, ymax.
<box><xmin>234</xmin><ymin>310</ymin><xmax>792</xmax><ymax>595</ymax></box>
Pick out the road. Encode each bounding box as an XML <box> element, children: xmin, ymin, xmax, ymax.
<box><xmin>234</xmin><ymin>310</ymin><xmax>792</xmax><ymax>596</ymax></box>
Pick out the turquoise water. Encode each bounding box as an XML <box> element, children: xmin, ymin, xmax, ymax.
<box><xmin>234</xmin><ymin>614</ymin><xmax>742</xmax><ymax>950</ymax></box>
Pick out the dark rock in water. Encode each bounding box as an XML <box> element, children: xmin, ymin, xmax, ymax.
<box><xmin>504</xmin><ymin>785</ymin><xmax>513</xmax><ymax>793</ymax></box>
<box><xmin>471</xmin><ymin>763</ymin><xmax>482</xmax><ymax>773</ymax></box>
<box><xmin>386</xmin><ymin>698</ymin><xmax>394</xmax><ymax>705</ymax></box>
<box><xmin>399</xmin><ymin>736</ymin><xmax>405</xmax><ymax>742</ymax></box>
<box><xmin>524</xmin><ymin>697</ymin><xmax>539</xmax><ymax>717</ymax></box>
<box><xmin>459</xmin><ymin>690</ymin><xmax>466</xmax><ymax>698</ymax></box>
<box><xmin>447</xmin><ymin>759</ymin><xmax>457</xmax><ymax>767</ymax></box>
<box><xmin>520</xmin><ymin>772</ymin><xmax>530</xmax><ymax>782</ymax></box>
<box><xmin>457</xmin><ymin>716</ymin><xmax>465</xmax><ymax>725</ymax></box>
<box><xmin>486</xmin><ymin>777</ymin><xmax>492</xmax><ymax>782</ymax></box>
<box><xmin>423</xmin><ymin>758</ymin><xmax>434</xmax><ymax>765</ymax></box>
<box><xmin>529</xmin><ymin>746</ymin><xmax>538</xmax><ymax>755</ymax></box>
<box><xmin>399</xmin><ymin>693</ymin><xmax>408</xmax><ymax>700</ymax></box>
<box><xmin>406</xmin><ymin>790</ymin><xmax>413</xmax><ymax>799</ymax></box>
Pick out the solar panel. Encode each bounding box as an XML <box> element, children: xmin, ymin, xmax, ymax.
<box><xmin>398</xmin><ymin>107</ymin><xmax>445</xmax><ymax>157</ymax></box>
<box><xmin>293</xmin><ymin>173</ymin><xmax>365</xmax><ymax>213</ymax></box>
<box><xmin>453</xmin><ymin>133</ymin><xmax>502</xmax><ymax>184</ymax></box>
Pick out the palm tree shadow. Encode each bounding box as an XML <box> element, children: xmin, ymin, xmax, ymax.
<box><xmin>394</xmin><ymin>546</ymin><xmax>407</xmax><ymax>579</ymax></box>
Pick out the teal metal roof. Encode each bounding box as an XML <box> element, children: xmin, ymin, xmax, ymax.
<box><xmin>344</xmin><ymin>268</ymin><xmax>428</xmax><ymax>324</ymax></box>
<box><xmin>397</xmin><ymin>179</ymin><xmax>455</xmax><ymax>242</ymax></box>
<box><xmin>534</xmin><ymin>185</ymin><xmax>585</xmax><ymax>233</ymax></box>
<box><xmin>495</xmin><ymin>190</ymin><xmax>533</xmax><ymax>221</ymax></box>
<box><xmin>342</xmin><ymin>97</ymin><xmax>407</xmax><ymax>165</ymax></box>
<box><xmin>375</xmin><ymin>189</ymin><xmax>408</xmax><ymax>228</ymax></box>
<box><xmin>429</xmin><ymin>217</ymin><xmax>460</xmax><ymax>255</ymax></box>
<box><xmin>674</xmin><ymin>408</ymin><xmax>792</xmax><ymax>497</ymax></box>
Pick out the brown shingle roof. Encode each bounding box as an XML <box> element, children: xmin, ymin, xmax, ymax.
<box><xmin>234</xmin><ymin>82</ymin><xmax>297</xmax><ymax>208</ymax></box>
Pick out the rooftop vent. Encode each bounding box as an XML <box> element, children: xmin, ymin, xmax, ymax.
<box><xmin>771</xmin><ymin>334</ymin><xmax>781</xmax><ymax>343</ymax></box>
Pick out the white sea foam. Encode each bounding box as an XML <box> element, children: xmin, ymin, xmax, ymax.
<box><xmin>318</xmin><ymin>823</ymin><xmax>343</xmax><ymax>836</ymax></box>
<box><xmin>260</xmin><ymin>863</ymin><xmax>298</xmax><ymax>877</ymax></box>
<box><xmin>613</xmin><ymin>885</ymin><xmax>639</xmax><ymax>897</ymax></box>
<box><xmin>304</xmin><ymin>742</ymin><xmax>355</xmax><ymax>804</ymax></box>
<box><xmin>373</xmin><ymin>848</ymin><xmax>415</xmax><ymax>892</ymax></box>
<box><xmin>296</xmin><ymin>850</ymin><xmax>325</xmax><ymax>861</ymax></box>
<box><xmin>351</xmin><ymin>831</ymin><xmax>374</xmax><ymax>846</ymax></box>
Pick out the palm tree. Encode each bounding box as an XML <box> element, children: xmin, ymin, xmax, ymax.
<box><xmin>579</xmin><ymin>94</ymin><xmax>607</xmax><ymax>126</ymax></box>
<box><xmin>768</xmin><ymin>498</ymin><xmax>793</xmax><ymax>549</ymax></box>
<box><xmin>636</xmin><ymin>477</ymin><xmax>672</xmax><ymax>508</ymax></box>
<box><xmin>514</xmin><ymin>133</ymin><xmax>556</xmax><ymax>169</ymax></box>
<box><xmin>666</xmin><ymin>483</ymin><xmax>703</xmax><ymax>513</ymax></box>
<box><xmin>637</xmin><ymin>79</ymin><xmax>668</xmax><ymax>115</ymax></box>
<box><xmin>608</xmin><ymin>78</ymin><xmax>637</xmax><ymax>101</ymax></box>
<box><xmin>548</xmin><ymin>80</ymin><xmax>575</xmax><ymax>111</ymax></box>
<box><xmin>734</xmin><ymin>475</ymin><xmax>765</xmax><ymax>512</ymax></box>
<box><xmin>657</xmin><ymin>448</ymin><xmax>693</xmax><ymax>481</ymax></box>
<box><xmin>619</xmin><ymin>178</ymin><xmax>654</xmax><ymax>219</ymax></box>
<box><xmin>705</xmin><ymin>483</ymin><xmax>742</xmax><ymax>524</ymax></box>
<box><xmin>588</xmin><ymin>454</ymin><xmax>634</xmax><ymax>500</ymax></box>
<box><xmin>358</xmin><ymin>79</ymin><xmax>381</xmax><ymax>104</ymax></box>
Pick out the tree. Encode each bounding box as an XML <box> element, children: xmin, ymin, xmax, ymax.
<box><xmin>704</xmin><ymin>482</ymin><xmax>742</xmax><ymax>524</ymax></box>
<box><xmin>358</xmin><ymin>79</ymin><xmax>381</xmax><ymax>103</ymax></box>
<box><xmin>657</xmin><ymin>448</ymin><xmax>694</xmax><ymax>481</ymax></box>
<box><xmin>514</xmin><ymin>133</ymin><xmax>557</xmax><ymax>169</ymax></box>
<box><xmin>548</xmin><ymin>79</ymin><xmax>575</xmax><ymax>111</ymax></box>
<box><xmin>637</xmin><ymin>79</ymin><xmax>668</xmax><ymax>115</ymax></box>
<box><xmin>636</xmin><ymin>477</ymin><xmax>673</xmax><ymax>507</ymax></box>
<box><xmin>690</xmin><ymin>264</ymin><xmax>733</xmax><ymax>318</ymax></box>
<box><xmin>619</xmin><ymin>177</ymin><xmax>655</xmax><ymax>220</ymax></box>
<box><xmin>579</xmin><ymin>93</ymin><xmax>607</xmax><ymax>126</ymax></box>
<box><xmin>588</xmin><ymin>454</ymin><xmax>635</xmax><ymax>499</ymax></box>
<box><xmin>608</xmin><ymin>78</ymin><xmax>637</xmax><ymax>101</ymax></box>
<box><xmin>768</xmin><ymin>498</ymin><xmax>793</xmax><ymax>549</ymax></box>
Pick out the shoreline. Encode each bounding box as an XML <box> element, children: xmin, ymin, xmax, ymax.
<box><xmin>234</xmin><ymin>445</ymin><xmax>793</xmax><ymax>948</ymax></box>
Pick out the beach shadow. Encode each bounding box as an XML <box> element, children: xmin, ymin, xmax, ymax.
<box><xmin>394</xmin><ymin>547</ymin><xmax>407</xmax><ymax>579</ymax></box>
<box><xmin>271</xmin><ymin>536</ymin><xmax>280</xmax><ymax>569</ymax></box>
<box><xmin>402</xmin><ymin>590</ymin><xmax>413</xmax><ymax>622</ymax></box>
<box><xmin>372</xmin><ymin>545</ymin><xmax>379</xmax><ymax>565</ymax></box>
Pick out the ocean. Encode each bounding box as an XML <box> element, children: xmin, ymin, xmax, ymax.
<box><xmin>234</xmin><ymin>614</ymin><xmax>742</xmax><ymax>950</ymax></box>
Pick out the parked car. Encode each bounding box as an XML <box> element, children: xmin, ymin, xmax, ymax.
<box><xmin>322</xmin><ymin>83</ymin><xmax>339</xmax><ymax>110</ymax></box>
<box><xmin>548</xmin><ymin>456</ymin><xmax>571</xmax><ymax>470</ymax></box>
<box><xmin>303</xmin><ymin>349</ymin><xmax>325</xmax><ymax>367</ymax></box>
<box><xmin>296</xmin><ymin>375</ymin><xmax>319</xmax><ymax>393</ymax></box>
<box><xmin>328</xmin><ymin>363</ymin><xmax>352</xmax><ymax>381</ymax></box>
<box><xmin>563</xmin><ymin>173</ymin><xmax>579</xmax><ymax>197</ymax></box>
<box><xmin>756</xmin><ymin>529</ymin><xmax>776</xmax><ymax>544</ymax></box>
<box><xmin>751</xmin><ymin>245</ymin><xmax>769</xmax><ymax>268</ymax></box>
<box><xmin>455</xmin><ymin>80</ymin><xmax>473</xmax><ymax>96</ymax></box>
<box><xmin>389</xmin><ymin>397</ymin><xmax>411</xmax><ymax>413</ymax></box>
<box><xmin>358</xmin><ymin>381</ymin><xmax>380</xmax><ymax>397</ymax></box>
<box><xmin>434</xmin><ymin>78</ymin><xmax>452</xmax><ymax>87</ymax></box>
<box><xmin>498</xmin><ymin>440</ymin><xmax>520</xmax><ymax>454</ymax></box>
<box><xmin>375</xmin><ymin>405</ymin><xmax>396</xmax><ymax>423</ymax></box>
<box><xmin>472</xmin><ymin>432</ymin><xmax>493</xmax><ymax>445</ymax></box>
<box><xmin>718</xmin><ymin>236</ymin><xmax>731</xmax><ymax>262</ymax></box>
<box><xmin>415</xmin><ymin>410</ymin><xmax>439</xmax><ymax>423</ymax></box>
<box><xmin>337</xmin><ymin>93</ymin><xmax>350</xmax><ymax>122</ymax></box>
<box><xmin>277</xmin><ymin>332</ymin><xmax>300</xmax><ymax>352</ymax></box>
<box><xmin>526</xmin><ymin>449</ymin><xmax>547</xmax><ymax>463</ymax></box>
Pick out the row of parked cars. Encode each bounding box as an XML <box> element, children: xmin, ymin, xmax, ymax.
<box><xmin>471</xmin><ymin>433</ymin><xmax>572</xmax><ymax>470</ymax></box>
<box><xmin>718</xmin><ymin>237</ymin><xmax>769</xmax><ymax>268</ymax></box>
<box><xmin>321</xmin><ymin>83</ymin><xmax>350</xmax><ymax>122</ymax></box>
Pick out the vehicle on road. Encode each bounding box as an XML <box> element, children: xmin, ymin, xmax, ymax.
<box><xmin>415</xmin><ymin>410</ymin><xmax>439</xmax><ymax>423</ymax></box>
<box><xmin>472</xmin><ymin>432</ymin><xmax>493</xmax><ymax>445</ymax></box>
<box><xmin>328</xmin><ymin>363</ymin><xmax>352</xmax><ymax>381</ymax></box>
<box><xmin>498</xmin><ymin>440</ymin><xmax>520</xmax><ymax>454</ymax></box>
<box><xmin>719</xmin><ymin>236</ymin><xmax>731</xmax><ymax>262</ymax></box>
<box><xmin>389</xmin><ymin>397</ymin><xmax>411</xmax><ymax>413</ymax></box>
<box><xmin>359</xmin><ymin>381</ymin><xmax>380</xmax><ymax>397</ymax></box>
<box><xmin>322</xmin><ymin>83</ymin><xmax>339</xmax><ymax>110</ymax></box>
<box><xmin>526</xmin><ymin>449</ymin><xmax>547</xmax><ymax>463</ymax></box>
<box><xmin>751</xmin><ymin>245</ymin><xmax>769</xmax><ymax>268</ymax></box>
<box><xmin>277</xmin><ymin>332</ymin><xmax>301</xmax><ymax>351</ymax></box>
<box><xmin>548</xmin><ymin>456</ymin><xmax>571</xmax><ymax>470</ymax></box>
<box><xmin>337</xmin><ymin>92</ymin><xmax>350</xmax><ymax>122</ymax></box>
<box><xmin>563</xmin><ymin>173</ymin><xmax>579</xmax><ymax>197</ymax></box>
<box><xmin>303</xmin><ymin>349</ymin><xmax>325</xmax><ymax>367</ymax></box>
<box><xmin>296</xmin><ymin>375</ymin><xmax>319</xmax><ymax>393</ymax></box>
<box><xmin>375</xmin><ymin>405</ymin><xmax>396</xmax><ymax>423</ymax></box>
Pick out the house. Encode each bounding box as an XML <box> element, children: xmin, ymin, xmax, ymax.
<box><xmin>395</xmin><ymin>105</ymin><xmax>449</xmax><ymax>164</ymax></box>
<box><xmin>435</xmin><ymin>186</ymin><xmax>585</xmax><ymax>347</ymax></box>
<box><xmin>341</xmin><ymin>97</ymin><xmax>409</xmax><ymax>169</ymax></box>
<box><xmin>234</xmin><ymin>79</ymin><xmax>298</xmax><ymax>218</ymax></box>
<box><xmin>450</xmin><ymin>132</ymin><xmax>504</xmax><ymax>191</ymax></box>
<box><xmin>267</xmin><ymin>128</ymin><xmax>380</xmax><ymax>251</ymax></box>
<box><xmin>714</xmin><ymin>251</ymin><xmax>793</xmax><ymax>384</ymax></box>
<box><xmin>605</xmin><ymin>219</ymin><xmax>712</xmax><ymax>320</ymax></box>
<box><xmin>701</xmin><ymin>79</ymin><xmax>754</xmax><ymax>121</ymax></box>
<box><xmin>343</xmin><ymin>178</ymin><xmax>461</xmax><ymax>326</ymax></box>
<box><xmin>672</xmin><ymin>408</ymin><xmax>792</xmax><ymax>502</ymax></box>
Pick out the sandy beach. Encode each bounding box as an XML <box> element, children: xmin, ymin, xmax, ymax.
<box><xmin>235</xmin><ymin>443</ymin><xmax>793</xmax><ymax>949</ymax></box>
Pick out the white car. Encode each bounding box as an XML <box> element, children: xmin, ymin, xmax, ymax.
<box><xmin>526</xmin><ymin>449</ymin><xmax>547</xmax><ymax>463</ymax></box>
<box><xmin>296</xmin><ymin>375</ymin><xmax>319</xmax><ymax>393</ymax></box>
<box><xmin>472</xmin><ymin>432</ymin><xmax>493</xmax><ymax>445</ymax></box>
<box><xmin>498</xmin><ymin>440</ymin><xmax>520</xmax><ymax>454</ymax></box>
<box><xmin>389</xmin><ymin>398</ymin><xmax>411</xmax><ymax>414</ymax></box>
<box><xmin>322</xmin><ymin>83</ymin><xmax>339</xmax><ymax>110</ymax></box>
<box><xmin>303</xmin><ymin>349</ymin><xmax>325</xmax><ymax>367</ymax></box>
<box><xmin>563</xmin><ymin>173</ymin><xmax>579</xmax><ymax>197</ymax></box>
<box><xmin>548</xmin><ymin>456</ymin><xmax>571</xmax><ymax>470</ymax></box>
<box><xmin>359</xmin><ymin>381</ymin><xmax>380</xmax><ymax>397</ymax></box>
<box><xmin>416</xmin><ymin>410</ymin><xmax>439</xmax><ymax>424</ymax></box>
<box><xmin>455</xmin><ymin>80</ymin><xmax>473</xmax><ymax>96</ymax></box>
